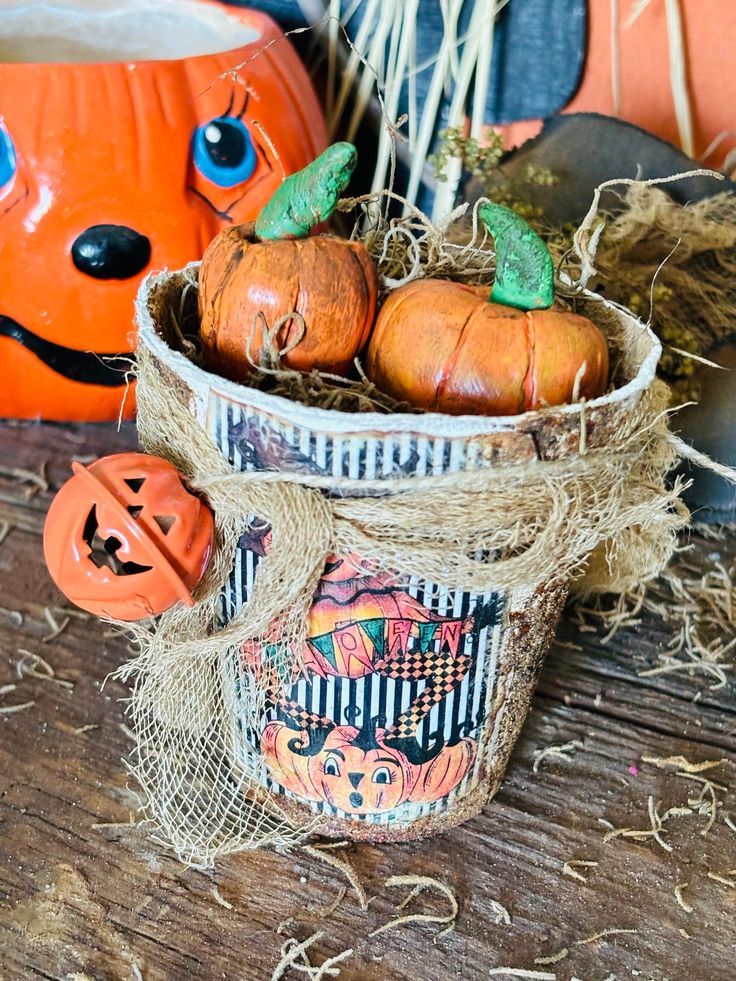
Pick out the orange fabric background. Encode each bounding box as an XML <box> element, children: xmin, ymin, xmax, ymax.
<box><xmin>499</xmin><ymin>0</ymin><xmax>736</xmax><ymax>168</ymax></box>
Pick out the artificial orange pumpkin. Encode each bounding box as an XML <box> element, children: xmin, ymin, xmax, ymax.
<box><xmin>365</xmin><ymin>203</ymin><xmax>609</xmax><ymax>415</ymax></box>
<box><xmin>0</xmin><ymin>0</ymin><xmax>327</xmax><ymax>422</ymax></box>
<box><xmin>43</xmin><ymin>453</ymin><xmax>214</xmax><ymax>620</ymax></box>
<box><xmin>199</xmin><ymin>143</ymin><xmax>377</xmax><ymax>380</ymax></box>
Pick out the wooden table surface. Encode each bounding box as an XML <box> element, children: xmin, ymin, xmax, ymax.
<box><xmin>1</xmin><ymin>420</ymin><xmax>734</xmax><ymax>981</ymax></box>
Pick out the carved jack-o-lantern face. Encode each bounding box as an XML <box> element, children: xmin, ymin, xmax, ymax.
<box><xmin>0</xmin><ymin>0</ymin><xmax>326</xmax><ymax>421</ymax></box>
<box><xmin>43</xmin><ymin>452</ymin><xmax>214</xmax><ymax>620</ymax></box>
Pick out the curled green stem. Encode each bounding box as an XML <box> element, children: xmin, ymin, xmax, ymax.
<box><xmin>479</xmin><ymin>201</ymin><xmax>554</xmax><ymax>310</ymax></box>
<box><xmin>255</xmin><ymin>142</ymin><xmax>358</xmax><ymax>241</ymax></box>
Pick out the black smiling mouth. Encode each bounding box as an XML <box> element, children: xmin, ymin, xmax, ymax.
<box><xmin>0</xmin><ymin>315</ymin><xmax>131</xmax><ymax>387</ymax></box>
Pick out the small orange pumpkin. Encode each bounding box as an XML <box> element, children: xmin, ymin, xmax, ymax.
<box><xmin>366</xmin><ymin>204</ymin><xmax>609</xmax><ymax>415</ymax></box>
<box><xmin>199</xmin><ymin>143</ymin><xmax>377</xmax><ymax>381</ymax></box>
<box><xmin>43</xmin><ymin>453</ymin><xmax>214</xmax><ymax>620</ymax></box>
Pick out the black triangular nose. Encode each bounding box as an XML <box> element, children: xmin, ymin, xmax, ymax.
<box><xmin>72</xmin><ymin>224</ymin><xmax>151</xmax><ymax>280</ymax></box>
<box><xmin>348</xmin><ymin>772</ymin><xmax>363</xmax><ymax>789</ymax></box>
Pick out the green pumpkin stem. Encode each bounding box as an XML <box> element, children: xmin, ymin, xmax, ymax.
<box><xmin>255</xmin><ymin>142</ymin><xmax>358</xmax><ymax>241</ymax></box>
<box><xmin>478</xmin><ymin>202</ymin><xmax>554</xmax><ymax>310</ymax></box>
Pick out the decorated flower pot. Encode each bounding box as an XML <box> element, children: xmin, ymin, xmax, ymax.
<box><xmin>131</xmin><ymin>262</ymin><xmax>663</xmax><ymax>847</ymax></box>
<box><xmin>0</xmin><ymin>0</ymin><xmax>326</xmax><ymax>422</ymax></box>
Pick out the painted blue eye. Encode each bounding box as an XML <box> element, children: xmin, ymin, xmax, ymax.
<box><xmin>193</xmin><ymin>117</ymin><xmax>256</xmax><ymax>188</ymax></box>
<box><xmin>0</xmin><ymin>126</ymin><xmax>16</xmax><ymax>189</ymax></box>
<box><xmin>372</xmin><ymin>767</ymin><xmax>391</xmax><ymax>785</ymax></box>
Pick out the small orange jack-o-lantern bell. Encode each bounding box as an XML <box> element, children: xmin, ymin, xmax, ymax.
<box><xmin>43</xmin><ymin>453</ymin><xmax>214</xmax><ymax>621</ymax></box>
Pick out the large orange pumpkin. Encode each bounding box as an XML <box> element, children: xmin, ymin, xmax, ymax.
<box><xmin>199</xmin><ymin>143</ymin><xmax>377</xmax><ymax>380</ymax></box>
<box><xmin>366</xmin><ymin>203</ymin><xmax>609</xmax><ymax>415</ymax></box>
<box><xmin>0</xmin><ymin>0</ymin><xmax>327</xmax><ymax>421</ymax></box>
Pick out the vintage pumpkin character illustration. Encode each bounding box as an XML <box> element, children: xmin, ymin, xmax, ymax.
<box><xmin>0</xmin><ymin>0</ymin><xmax>326</xmax><ymax>421</ymax></box>
<box><xmin>238</xmin><ymin>534</ymin><xmax>501</xmax><ymax>818</ymax></box>
<box><xmin>262</xmin><ymin>711</ymin><xmax>476</xmax><ymax>815</ymax></box>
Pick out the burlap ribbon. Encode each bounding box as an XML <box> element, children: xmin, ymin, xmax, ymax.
<box><xmin>132</xmin><ymin>342</ymin><xmax>688</xmax><ymax>678</ymax></box>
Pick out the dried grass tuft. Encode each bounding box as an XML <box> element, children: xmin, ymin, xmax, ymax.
<box><xmin>573</xmin><ymin>531</ymin><xmax>736</xmax><ymax>691</ymax></box>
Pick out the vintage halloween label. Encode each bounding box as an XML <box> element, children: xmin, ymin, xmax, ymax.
<box><xmin>209</xmin><ymin>394</ymin><xmax>509</xmax><ymax>826</ymax></box>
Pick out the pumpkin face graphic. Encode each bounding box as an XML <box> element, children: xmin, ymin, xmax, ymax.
<box><xmin>0</xmin><ymin>0</ymin><xmax>326</xmax><ymax>420</ymax></box>
<box><xmin>262</xmin><ymin>720</ymin><xmax>476</xmax><ymax>815</ymax></box>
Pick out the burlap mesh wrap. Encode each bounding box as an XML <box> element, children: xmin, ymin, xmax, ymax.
<box><xmin>116</xmin><ymin>238</ymin><xmax>689</xmax><ymax>863</ymax></box>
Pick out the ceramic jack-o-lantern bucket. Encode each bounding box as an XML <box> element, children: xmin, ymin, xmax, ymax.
<box><xmin>0</xmin><ymin>0</ymin><xmax>326</xmax><ymax>421</ymax></box>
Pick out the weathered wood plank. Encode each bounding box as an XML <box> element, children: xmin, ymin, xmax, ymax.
<box><xmin>1</xmin><ymin>421</ymin><xmax>734</xmax><ymax>981</ymax></box>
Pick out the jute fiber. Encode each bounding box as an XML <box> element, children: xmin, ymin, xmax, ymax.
<box><xmin>117</xmin><ymin>203</ymin><xmax>691</xmax><ymax>865</ymax></box>
<box><xmin>566</xmin><ymin>182</ymin><xmax>736</xmax><ymax>397</ymax></box>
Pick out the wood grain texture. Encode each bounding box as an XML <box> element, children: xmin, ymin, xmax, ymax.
<box><xmin>0</xmin><ymin>420</ymin><xmax>734</xmax><ymax>981</ymax></box>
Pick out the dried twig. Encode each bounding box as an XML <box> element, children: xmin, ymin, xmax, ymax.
<box><xmin>42</xmin><ymin>607</ymin><xmax>71</xmax><ymax>643</ymax></box>
<box><xmin>602</xmin><ymin>797</ymin><xmax>671</xmax><ymax>852</ymax></box>
<box><xmin>0</xmin><ymin>697</ymin><xmax>35</xmax><ymax>715</ymax></box>
<box><xmin>562</xmin><ymin>860</ymin><xmax>598</xmax><ymax>883</ymax></box>
<box><xmin>302</xmin><ymin>844</ymin><xmax>368</xmax><ymax>911</ymax></box>
<box><xmin>674</xmin><ymin>883</ymin><xmax>693</xmax><ymax>913</ymax></box>
<box><xmin>677</xmin><ymin>773</ymin><xmax>724</xmax><ymax>836</ymax></box>
<box><xmin>488</xmin><ymin>899</ymin><xmax>512</xmax><ymax>925</ymax></box>
<box><xmin>575</xmin><ymin>927</ymin><xmax>637</xmax><ymax>945</ymax></box>
<box><xmin>642</xmin><ymin>755</ymin><xmax>726</xmax><ymax>773</ymax></box>
<box><xmin>211</xmin><ymin>885</ymin><xmax>234</xmax><ymax>910</ymax></box>
<box><xmin>706</xmin><ymin>870</ymin><xmax>736</xmax><ymax>888</ymax></box>
<box><xmin>369</xmin><ymin>875</ymin><xmax>458</xmax><ymax>940</ymax></box>
<box><xmin>16</xmin><ymin>649</ymin><xmax>74</xmax><ymax>690</ymax></box>
<box><xmin>309</xmin><ymin>885</ymin><xmax>347</xmax><ymax>919</ymax></box>
<box><xmin>487</xmin><ymin>970</ymin><xmax>556</xmax><ymax>979</ymax></box>
<box><xmin>271</xmin><ymin>931</ymin><xmax>353</xmax><ymax>981</ymax></box>
<box><xmin>271</xmin><ymin>931</ymin><xmax>322</xmax><ymax>981</ymax></box>
<box><xmin>311</xmin><ymin>948</ymin><xmax>354</xmax><ymax>981</ymax></box>
<box><xmin>534</xmin><ymin>949</ymin><xmax>569</xmax><ymax>966</ymax></box>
